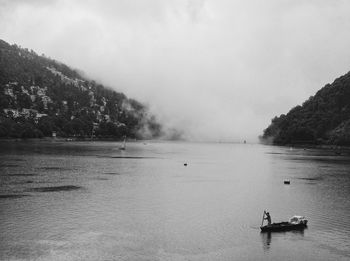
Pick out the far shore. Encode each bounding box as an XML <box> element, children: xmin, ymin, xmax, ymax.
<box><xmin>1</xmin><ymin>137</ymin><xmax>350</xmax><ymax>152</ymax></box>
<box><xmin>260</xmin><ymin>142</ymin><xmax>350</xmax><ymax>152</ymax></box>
<box><xmin>0</xmin><ymin>137</ymin><xmax>131</xmax><ymax>142</ymax></box>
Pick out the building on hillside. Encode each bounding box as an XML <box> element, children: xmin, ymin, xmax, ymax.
<box><xmin>21</xmin><ymin>86</ymin><xmax>29</xmax><ymax>95</ymax></box>
<box><xmin>4</xmin><ymin>87</ymin><xmax>14</xmax><ymax>97</ymax></box>
<box><xmin>35</xmin><ymin>113</ymin><xmax>48</xmax><ymax>124</ymax></box>
<box><xmin>21</xmin><ymin>108</ymin><xmax>38</xmax><ymax>118</ymax></box>
<box><xmin>37</xmin><ymin>87</ymin><xmax>47</xmax><ymax>96</ymax></box>
<box><xmin>41</xmin><ymin>96</ymin><xmax>52</xmax><ymax>109</ymax></box>
<box><xmin>3</xmin><ymin>109</ymin><xmax>20</xmax><ymax>118</ymax></box>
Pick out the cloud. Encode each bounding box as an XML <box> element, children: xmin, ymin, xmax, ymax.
<box><xmin>1</xmin><ymin>0</ymin><xmax>350</xmax><ymax>141</ymax></box>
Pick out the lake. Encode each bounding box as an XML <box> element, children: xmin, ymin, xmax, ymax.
<box><xmin>0</xmin><ymin>141</ymin><xmax>349</xmax><ymax>260</ymax></box>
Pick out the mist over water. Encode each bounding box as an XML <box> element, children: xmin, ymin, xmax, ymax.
<box><xmin>0</xmin><ymin>141</ymin><xmax>349</xmax><ymax>260</ymax></box>
<box><xmin>2</xmin><ymin>0</ymin><xmax>350</xmax><ymax>141</ymax></box>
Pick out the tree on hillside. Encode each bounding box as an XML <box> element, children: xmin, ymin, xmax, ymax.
<box><xmin>262</xmin><ymin>71</ymin><xmax>350</xmax><ymax>145</ymax></box>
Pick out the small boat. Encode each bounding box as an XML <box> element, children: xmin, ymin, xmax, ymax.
<box><xmin>260</xmin><ymin>215</ymin><xmax>308</xmax><ymax>232</ymax></box>
<box><xmin>119</xmin><ymin>136</ymin><xmax>126</xmax><ymax>150</ymax></box>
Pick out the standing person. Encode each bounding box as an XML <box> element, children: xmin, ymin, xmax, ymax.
<box><xmin>264</xmin><ymin>212</ymin><xmax>272</xmax><ymax>225</ymax></box>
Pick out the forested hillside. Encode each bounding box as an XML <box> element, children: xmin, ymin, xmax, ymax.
<box><xmin>0</xmin><ymin>39</ymin><xmax>161</xmax><ymax>139</ymax></box>
<box><xmin>262</xmin><ymin>71</ymin><xmax>350</xmax><ymax>145</ymax></box>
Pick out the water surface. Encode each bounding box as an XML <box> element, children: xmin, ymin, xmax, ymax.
<box><xmin>0</xmin><ymin>141</ymin><xmax>349</xmax><ymax>260</ymax></box>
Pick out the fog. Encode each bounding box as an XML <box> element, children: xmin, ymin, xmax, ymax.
<box><xmin>1</xmin><ymin>0</ymin><xmax>350</xmax><ymax>141</ymax></box>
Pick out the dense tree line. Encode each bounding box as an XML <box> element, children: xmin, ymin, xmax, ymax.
<box><xmin>261</xmin><ymin>71</ymin><xmax>350</xmax><ymax>145</ymax></box>
<box><xmin>0</xmin><ymin>39</ymin><xmax>162</xmax><ymax>139</ymax></box>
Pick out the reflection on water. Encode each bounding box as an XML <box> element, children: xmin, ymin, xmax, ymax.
<box><xmin>261</xmin><ymin>229</ymin><xmax>305</xmax><ymax>252</ymax></box>
<box><xmin>0</xmin><ymin>141</ymin><xmax>350</xmax><ymax>261</ymax></box>
<box><xmin>261</xmin><ymin>232</ymin><xmax>271</xmax><ymax>251</ymax></box>
<box><xmin>28</xmin><ymin>185</ymin><xmax>82</xmax><ymax>192</ymax></box>
<box><xmin>0</xmin><ymin>194</ymin><xmax>28</xmax><ymax>199</ymax></box>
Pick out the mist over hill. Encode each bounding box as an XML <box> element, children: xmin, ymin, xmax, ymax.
<box><xmin>0</xmin><ymin>39</ymin><xmax>162</xmax><ymax>139</ymax></box>
<box><xmin>262</xmin><ymin>71</ymin><xmax>350</xmax><ymax>146</ymax></box>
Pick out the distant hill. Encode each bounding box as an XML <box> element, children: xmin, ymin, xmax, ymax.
<box><xmin>261</xmin><ymin>71</ymin><xmax>350</xmax><ymax>146</ymax></box>
<box><xmin>0</xmin><ymin>39</ymin><xmax>162</xmax><ymax>139</ymax></box>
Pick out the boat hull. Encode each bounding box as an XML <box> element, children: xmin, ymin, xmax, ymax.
<box><xmin>260</xmin><ymin>221</ymin><xmax>307</xmax><ymax>232</ymax></box>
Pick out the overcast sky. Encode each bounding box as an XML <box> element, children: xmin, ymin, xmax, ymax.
<box><xmin>1</xmin><ymin>0</ymin><xmax>350</xmax><ymax>141</ymax></box>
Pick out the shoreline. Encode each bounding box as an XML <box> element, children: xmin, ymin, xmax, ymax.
<box><xmin>263</xmin><ymin>143</ymin><xmax>350</xmax><ymax>152</ymax></box>
<box><xmin>1</xmin><ymin>138</ymin><xmax>350</xmax><ymax>151</ymax></box>
<box><xmin>0</xmin><ymin>137</ymin><xmax>130</xmax><ymax>142</ymax></box>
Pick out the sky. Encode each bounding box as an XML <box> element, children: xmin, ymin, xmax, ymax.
<box><xmin>1</xmin><ymin>0</ymin><xmax>350</xmax><ymax>142</ymax></box>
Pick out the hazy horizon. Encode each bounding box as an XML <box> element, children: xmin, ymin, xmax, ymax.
<box><xmin>1</xmin><ymin>0</ymin><xmax>350</xmax><ymax>142</ymax></box>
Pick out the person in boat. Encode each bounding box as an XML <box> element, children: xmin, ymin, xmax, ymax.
<box><xmin>264</xmin><ymin>212</ymin><xmax>272</xmax><ymax>225</ymax></box>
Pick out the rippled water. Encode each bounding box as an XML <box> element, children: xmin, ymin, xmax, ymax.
<box><xmin>0</xmin><ymin>141</ymin><xmax>349</xmax><ymax>260</ymax></box>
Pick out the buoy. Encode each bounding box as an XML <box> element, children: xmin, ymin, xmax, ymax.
<box><xmin>284</xmin><ymin>180</ymin><xmax>290</xmax><ymax>185</ymax></box>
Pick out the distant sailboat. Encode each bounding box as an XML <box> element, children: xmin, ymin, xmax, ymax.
<box><xmin>119</xmin><ymin>136</ymin><xmax>126</xmax><ymax>150</ymax></box>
